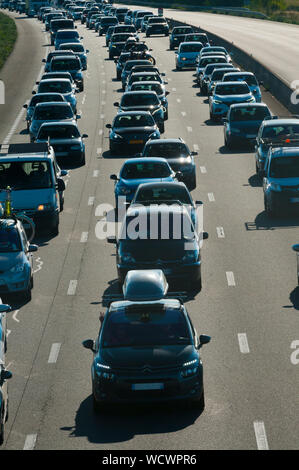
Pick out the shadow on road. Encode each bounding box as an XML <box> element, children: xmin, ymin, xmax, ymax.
<box><xmin>283</xmin><ymin>286</ymin><xmax>299</xmax><ymax>311</ymax></box>
<box><xmin>245</xmin><ymin>211</ymin><xmax>299</xmax><ymax>231</ymax></box>
<box><xmin>61</xmin><ymin>395</ymin><xmax>202</xmax><ymax>444</ymax></box>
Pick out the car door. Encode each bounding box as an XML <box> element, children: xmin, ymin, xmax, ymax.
<box><xmin>19</xmin><ymin>226</ymin><xmax>32</xmax><ymax>273</ymax></box>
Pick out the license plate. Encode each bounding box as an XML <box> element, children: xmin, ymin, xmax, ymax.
<box><xmin>290</xmin><ymin>198</ymin><xmax>299</xmax><ymax>203</ymax></box>
<box><xmin>132</xmin><ymin>383</ymin><xmax>164</xmax><ymax>391</ymax></box>
<box><xmin>129</xmin><ymin>140</ymin><xmax>143</xmax><ymax>144</ymax></box>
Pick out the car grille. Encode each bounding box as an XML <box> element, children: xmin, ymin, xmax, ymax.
<box><xmin>112</xmin><ymin>364</ymin><xmax>181</xmax><ymax>374</ymax></box>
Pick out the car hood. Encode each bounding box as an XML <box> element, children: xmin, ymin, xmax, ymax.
<box><xmin>179</xmin><ymin>52</ymin><xmax>200</xmax><ymax>59</ymax></box>
<box><xmin>0</xmin><ymin>189</ymin><xmax>54</xmax><ymax>209</ymax></box>
<box><xmin>120</xmin><ymin>105</ymin><xmax>160</xmax><ymax>113</ymax></box>
<box><xmin>215</xmin><ymin>93</ymin><xmax>253</xmax><ymax>103</ymax></box>
<box><xmin>0</xmin><ymin>251</ymin><xmax>25</xmax><ymax>271</ymax></box>
<box><xmin>101</xmin><ymin>344</ymin><xmax>195</xmax><ymax>368</ymax></box>
<box><xmin>114</xmin><ymin>126</ymin><xmax>157</xmax><ymax>135</ymax></box>
<box><xmin>119</xmin><ymin>176</ymin><xmax>174</xmax><ymax>189</ymax></box>
<box><xmin>36</xmin><ymin>137</ymin><xmax>82</xmax><ymax>146</ymax></box>
<box><xmin>229</xmin><ymin>121</ymin><xmax>265</xmax><ymax>133</ymax></box>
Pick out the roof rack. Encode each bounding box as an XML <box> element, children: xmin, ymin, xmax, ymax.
<box><xmin>102</xmin><ymin>291</ymin><xmax>190</xmax><ymax>307</ymax></box>
<box><xmin>261</xmin><ymin>134</ymin><xmax>299</xmax><ymax>147</ymax></box>
<box><xmin>263</xmin><ymin>115</ymin><xmax>299</xmax><ymax>121</ymax></box>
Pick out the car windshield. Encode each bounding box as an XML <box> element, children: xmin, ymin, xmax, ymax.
<box><xmin>124</xmin><ymin>61</ymin><xmax>151</xmax><ymax>71</ymax></box>
<box><xmin>173</xmin><ymin>27</ymin><xmax>192</xmax><ymax>34</ymax></box>
<box><xmin>121</xmin><ymin>93</ymin><xmax>159</xmax><ymax>106</ymax></box>
<box><xmin>39</xmin><ymin>81</ymin><xmax>72</xmax><ymax>93</ymax></box>
<box><xmin>51</xmin><ymin>20</ymin><xmax>73</xmax><ymax>31</ymax></box>
<box><xmin>148</xmin><ymin>17</ymin><xmax>166</xmax><ymax>23</ymax></box>
<box><xmin>269</xmin><ymin>156</ymin><xmax>299</xmax><ymax>178</ymax></box>
<box><xmin>112</xmin><ymin>33</ymin><xmax>132</xmax><ymax>42</ymax></box>
<box><xmin>224</xmin><ymin>74</ymin><xmax>258</xmax><ymax>86</ymax></box>
<box><xmin>51</xmin><ymin>59</ymin><xmax>81</xmax><ymax>71</ymax></box>
<box><xmin>180</xmin><ymin>44</ymin><xmax>202</xmax><ymax>53</ymax></box>
<box><xmin>114</xmin><ymin>114</ymin><xmax>154</xmax><ymax>127</ymax></box>
<box><xmin>115</xmin><ymin>26</ymin><xmax>135</xmax><ymax>32</ymax></box>
<box><xmin>135</xmin><ymin>186</ymin><xmax>192</xmax><ymax>204</ymax></box>
<box><xmin>121</xmin><ymin>162</ymin><xmax>171</xmax><ymax>179</ymax></box>
<box><xmin>230</xmin><ymin>106</ymin><xmax>270</xmax><ymax>121</ymax></box>
<box><xmin>101</xmin><ymin>17</ymin><xmax>117</xmax><ymax>24</ymax></box>
<box><xmin>101</xmin><ymin>306</ymin><xmax>191</xmax><ymax>347</ymax></box>
<box><xmin>0</xmin><ymin>161</ymin><xmax>52</xmax><ymax>190</ymax></box>
<box><xmin>56</xmin><ymin>31</ymin><xmax>79</xmax><ymax>39</ymax></box>
<box><xmin>125</xmin><ymin>43</ymin><xmax>148</xmax><ymax>52</ymax></box>
<box><xmin>0</xmin><ymin>227</ymin><xmax>21</xmax><ymax>253</ymax></box>
<box><xmin>263</xmin><ymin>124</ymin><xmax>299</xmax><ymax>138</ymax></box>
<box><xmin>34</xmin><ymin>105</ymin><xmax>73</xmax><ymax>120</ymax></box>
<box><xmin>215</xmin><ymin>83</ymin><xmax>250</xmax><ymax>95</ymax></box>
<box><xmin>61</xmin><ymin>44</ymin><xmax>84</xmax><ymax>52</ymax></box>
<box><xmin>144</xmin><ymin>142</ymin><xmax>189</xmax><ymax>158</ymax></box>
<box><xmin>37</xmin><ymin>125</ymin><xmax>79</xmax><ymax>139</ymax></box>
<box><xmin>30</xmin><ymin>94</ymin><xmax>64</xmax><ymax>106</ymax></box>
<box><xmin>131</xmin><ymin>83</ymin><xmax>163</xmax><ymax>94</ymax></box>
<box><xmin>200</xmin><ymin>57</ymin><xmax>226</xmax><ymax>67</ymax></box>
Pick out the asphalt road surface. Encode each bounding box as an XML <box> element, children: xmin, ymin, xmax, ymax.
<box><xmin>0</xmin><ymin>10</ymin><xmax>298</xmax><ymax>450</ymax></box>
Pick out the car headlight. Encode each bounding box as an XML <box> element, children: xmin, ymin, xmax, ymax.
<box><xmin>10</xmin><ymin>264</ymin><xmax>25</xmax><ymax>273</ymax></box>
<box><xmin>111</xmin><ymin>132</ymin><xmax>123</xmax><ymax>140</ymax></box>
<box><xmin>121</xmin><ymin>252</ymin><xmax>135</xmax><ymax>263</ymax></box>
<box><xmin>213</xmin><ymin>99</ymin><xmax>222</xmax><ymax>104</ymax></box>
<box><xmin>269</xmin><ymin>182</ymin><xmax>281</xmax><ymax>192</ymax></box>
<box><xmin>246</xmin><ymin>97</ymin><xmax>255</xmax><ymax>102</ymax></box>
<box><xmin>149</xmin><ymin>131</ymin><xmax>160</xmax><ymax>139</ymax></box>
<box><xmin>182</xmin><ymin>251</ymin><xmax>198</xmax><ymax>263</ymax></box>
<box><xmin>95</xmin><ymin>362</ymin><xmax>115</xmax><ymax>380</ymax></box>
<box><xmin>180</xmin><ymin>359</ymin><xmax>199</xmax><ymax>378</ymax></box>
<box><xmin>181</xmin><ymin>57</ymin><xmax>187</xmax><ymax>61</ymax></box>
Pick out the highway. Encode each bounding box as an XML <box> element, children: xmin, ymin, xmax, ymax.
<box><xmin>126</xmin><ymin>3</ymin><xmax>299</xmax><ymax>88</ymax></box>
<box><xmin>0</xmin><ymin>9</ymin><xmax>299</xmax><ymax>450</ymax></box>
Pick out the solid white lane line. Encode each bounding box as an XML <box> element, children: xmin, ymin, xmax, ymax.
<box><xmin>80</xmin><ymin>231</ymin><xmax>88</xmax><ymax>243</ymax></box>
<box><xmin>181</xmin><ymin>111</ymin><xmax>186</xmax><ymax>117</ymax></box>
<box><xmin>88</xmin><ymin>196</ymin><xmax>95</xmax><ymax>206</ymax></box>
<box><xmin>176</xmin><ymin>98</ymin><xmax>181</xmax><ymax>103</ymax></box>
<box><xmin>254</xmin><ymin>421</ymin><xmax>269</xmax><ymax>450</ymax></box>
<box><xmin>208</xmin><ymin>192</ymin><xmax>215</xmax><ymax>202</ymax></box>
<box><xmin>48</xmin><ymin>343</ymin><xmax>61</xmax><ymax>364</ymax></box>
<box><xmin>67</xmin><ymin>280</ymin><xmax>78</xmax><ymax>296</ymax></box>
<box><xmin>216</xmin><ymin>226</ymin><xmax>225</xmax><ymax>238</ymax></box>
<box><xmin>24</xmin><ymin>434</ymin><xmax>37</xmax><ymax>450</ymax></box>
<box><xmin>226</xmin><ymin>271</ymin><xmax>236</xmax><ymax>286</ymax></box>
<box><xmin>238</xmin><ymin>333</ymin><xmax>250</xmax><ymax>354</ymax></box>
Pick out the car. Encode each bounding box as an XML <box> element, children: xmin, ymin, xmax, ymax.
<box><xmin>49</xmin><ymin>18</ymin><xmax>75</xmax><ymax>45</ymax></box>
<box><xmin>223</xmin><ymin>103</ymin><xmax>272</xmax><ymax>149</ymax></box>
<box><xmin>110</xmin><ymin>24</ymin><xmax>137</xmax><ymax>37</ymax></box>
<box><xmin>98</xmin><ymin>15</ymin><xmax>118</xmax><ymax>35</ymax></box>
<box><xmin>140</xmin><ymin>138</ymin><xmax>197</xmax><ymax>190</ymax></box>
<box><xmin>0</xmin><ymin>302</ymin><xmax>12</xmax><ymax>445</ymax></box>
<box><xmin>23</xmin><ymin>93</ymin><xmax>66</xmax><ymax>131</ymax></box>
<box><xmin>175</xmin><ymin>42</ymin><xmax>204</xmax><ymax>70</ymax></box>
<box><xmin>110</xmin><ymin>157</ymin><xmax>179</xmax><ymax>208</ymax></box>
<box><xmin>95</xmin><ymin>15</ymin><xmax>106</xmax><ymax>33</ymax></box>
<box><xmin>169</xmin><ymin>26</ymin><xmax>193</xmax><ymax>50</ymax></box>
<box><xmin>145</xmin><ymin>16</ymin><xmax>169</xmax><ymax>36</ymax></box>
<box><xmin>29</xmin><ymin>101</ymin><xmax>80</xmax><ymax>141</ymax></box>
<box><xmin>43</xmin><ymin>50</ymin><xmax>76</xmax><ymax>73</ymax></box>
<box><xmin>35</xmin><ymin>79</ymin><xmax>77</xmax><ymax>113</ymax></box>
<box><xmin>130</xmin><ymin>181</ymin><xmax>201</xmax><ymax>228</ymax></box>
<box><xmin>196</xmin><ymin>55</ymin><xmax>229</xmax><ymax>85</ymax></box>
<box><xmin>209</xmin><ymin>81</ymin><xmax>256</xmax><ymax>121</ymax></box>
<box><xmin>86</xmin><ymin>8</ymin><xmax>100</xmax><ymax>27</ymax></box>
<box><xmin>125</xmin><ymin>71</ymin><xmax>165</xmax><ymax>91</ymax></box>
<box><xmin>106</xmin><ymin>111</ymin><xmax>160</xmax><ymax>155</ymax></box>
<box><xmin>135</xmin><ymin>10</ymin><xmax>153</xmax><ymax>30</ymax></box>
<box><xmin>54</xmin><ymin>29</ymin><xmax>83</xmax><ymax>50</ymax></box>
<box><xmin>107</xmin><ymin>204</ymin><xmax>206</xmax><ymax>288</ymax></box>
<box><xmin>37</xmin><ymin>71</ymin><xmax>76</xmax><ymax>90</ymax></box>
<box><xmin>105</xmin><ymin>25</ymin><xmax>117</xmax><ymax>46</ymax></box>
<box><xmin>108</xmin><ymin>33</ymin><xmax>136</xmax><ymax>59</ymax></box>
<box><xmin>184</xmin><ymin>33</ymin><xmax>210</xmax><ymax>46</ymax></box>
<box><xmin>115</xmin><ymin>7</ymin><xmax>130</xmax><ymax>23</ymax></box>
<box><xmin>222</xmin><ymin>71</ymin><xmax>263</xmax><ymax>103</ymax></box>
<box><xmin>114</xmin><ymin>91</ymin><xmax>166</xmax><ymax>133</ymax></box>
<box><xmin>36</xmin><ymin>121</ymin><xmax>88</xmax><ymax>166</ymax></box>
<box><xmin>207</xmin><ymin>66</ymin><xmax>239</xmax><ymax>96</ymax></box>
<box><xmin>255</xmin><ymin>117</ymin><xmax>299</xmax><ymax>176</ymax></box>
<box><xmin>88</xmin><ymin>13</ymin><xmax>102</xmax><ymax>29</ymax></box>
<box><xmin>58</xmin><ymin>42</ymin><xmax>89</xmax><ymax>70</ymax></box>
<box><xmin>140</xmin><ymin>13</ymin><xmax>154</xmax><ymax>32</ymax></box>
<box><xmin>200</xmin><ymin>63</ymin><xmax>237</xmax><ymax>95</ymax></box>
<box><xmin>45</xmin><ymin>12</ymin><xmax>64</xmax><ymax>31</ymax></box>
<box><xmin>263</xmin><ymin>143</ymin><xmax>299</xmax><ymax>216</ymax></box>
<box><xmin>129</xmin><ymin>82</ymin><xmax>169</xmax><ymax>120</ymax></box>
<box><xmin>199</xmin><ymin>46</ymin><xmax>232</xmax><ymax>63</ymax></box>
<box><xmin>83</xmin><ymin>269</ymin><xmax>211</xmax><ymax>411</ymax></box>
<box><xmin>49</xmin><ymin>55</ymin><xmax>84</xmax><ymax>92</ymax></box>
<box><xmin>0</xmin><ymin>218</ymin><xmax>38</xmax><ymax>300</ymax></box>
<box><xmin>121</xmin><ymin>59</ymin><xmax>153</xmax><ymax>90</ymax></box>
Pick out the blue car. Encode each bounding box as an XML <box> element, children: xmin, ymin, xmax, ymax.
<box><xmin>223</xmin><ymin>103</ymin><xmax>271</xmax><ymax>148</ymax></box>
<box><xmin>175</xmin><ymin>42</ymin><xmax>204</xmax><ymax>70</ymax></box>
<box><xmin>222</xmin><ymin>71</ymin><xmax>263</xmax><ymax>103</ymax></box>
<box><xmin>110</xmin><ymin>157</ymin><xmax>179</xmax><ymax>208</ymax></box>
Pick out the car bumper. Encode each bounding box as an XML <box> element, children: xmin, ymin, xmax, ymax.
<box><xmin>226</xmin><ymin>133</ymin><xmax>257</xmax><ymax>145</ymax></box>
<box><xmin>0</xmin><ymin>273</ymin><xmax>30</xmax><ymax>295</ymax></box>
<box><xmin>267</xmin><ymin>191</ymin><xmax>299</xmax><ymax>211</ymax></box>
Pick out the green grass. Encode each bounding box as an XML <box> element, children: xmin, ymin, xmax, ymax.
<box><xmin>0</xmin><ymin>12</ymin><xmax>17</xmax><ymax>70</ymax></box>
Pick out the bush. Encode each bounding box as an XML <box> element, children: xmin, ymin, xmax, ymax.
<box><xmin>0</xmin><ymin>12</ymin><xmax>17</xmax><ymax>70</ymax></box>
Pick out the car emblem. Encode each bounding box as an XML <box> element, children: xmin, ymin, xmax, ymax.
<box><xmin>142</xmin><ymin>365</ymin><xmax>152</xmax><ymax>374</ymax></box>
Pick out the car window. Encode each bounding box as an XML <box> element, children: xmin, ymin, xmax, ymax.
<box><xmin>131</xmin><ymin>83</ymin><xmax>163</xmax><ymax>94</ymax></box>
<box><xmin>215</xmin><ymin>83</ymin><xmax>250</xmax><ymax>95</ymax></box>
<box><xmin>51</xmin><ymin>59</ymin><xmax>81</xmax><ymax>71</ymax></box>
<box><xmin>173</xmin><ymin>27</ymin><xmax>192</xmax><ymax>34</ymax></box>
<box><xmin>263</xmin><ymin>124</ymin><xmax>299</xmax><ymax>138</ymax></box>
<box><xmin>121</xmin><ymin>162</ymin><xmax>171</xmax><ymax>179</ymax></box>
<box><xmin>0</xmin><ymin>161</ymin><xmax>52</xmax><ymax>190</ymax></box>
<box><xmin>34</xmin><ymin>105</ymin><xmax>73</xmax><ymax>120</ymax></box>
<box><xmin>122</xmin><ymin>93</ymin><xmax>159</xmax><ymax>106</ymax></box>
<box><xmin>269</xmin><ymin>156</ymin><xmax>299</xmax><ymax>178</ymax></box>
<box><xmin>135</xmin><ymin>186</ymin><xmax>192</xmax><ymax>204</ymax></box>
<box><xmin>230</xmin><ymin>106</ymin><xmax>270</xmax><ymax>121</ymax></box>
<box><xmin>114</xmin><ymin>114</ymin><xmax>154</xmax><ymax>127</ymax></box>
<box><xmin>39</xmin><ymin>81</ymin><xmax>72</xmax><ymax>94</ymax></box>
<box><xmin>0</xmin><ymin>227</ymin><xmax>21</xmax><ymax>253</ymax></box>
<box><xmin>144</xmin><ymin>142</ymin><xmax>189</xmax><ymax>158</ymax></box>
<box><xmin>38</xmin><ymin>125</ymin><xmax>80</xmax><ymax>139</ymax></box>
<box><xmin>180</xmin><ymin>44</ymin><xmax>203</xmax><ymax>53</ymax></box>
<box><xmin>101</xmin><ymin>306</ymin><xmax>191</xmax><ymax>347</ymax></box>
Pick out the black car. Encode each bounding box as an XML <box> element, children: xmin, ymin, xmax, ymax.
<box><xmin>49</xmin><ymin>18</ymin><xmax>75</xmax><ymax>45</ymax></box>
<box><xmin>98</xmin><ymin>16</ymin><xmax>118</xmax><ymax>35</ymax></box>
<box><xmin>130</xmin><ymin>81</ymin><xmax>169</xmax><ymax>120</ymax></box>
<box><xmin>106</xmin><ymin>111</ymin><xmax>160</xmax><ymax>155</ymax></box>
<box><xmin>141</xmin><ymin>138</ymin><xmax>197</xmax><ymax>190</ymax></box>
<box><xmin>145</xmin><ymin>16</ymin><xmax>169</xmax><ymax>37</ymax></box>
<box><xmin>114</xmin><ymin>91</ymin><xmax>166</xmax><ymax>133</ymax></box>
<box><xmin>83</xmin><ymin>270</ymin><xmax>210</xmax><ymax>411</ymax></box>
<box><xmin>169</xmin><ymin>26</ymin><xmax>193</xmax><ymax>50</ymax></box>
<box><xmin>49</xmin><ymin>56</ymin><xmax>84</xmax><ymax>92</ymax></box>
<box><xmin>35</xmin><ymin>121</ymin><xmax>88</xmax><ymax>166</ymax></box>
<box><xmin>108</xmin><ymin>204</ymin><xmax>206</xmax><ymax>288</ymax></box>
<box><xmin>108</xmin><ymin>33</ymin><xmax>136</xmax><ymax>59</ymax></box>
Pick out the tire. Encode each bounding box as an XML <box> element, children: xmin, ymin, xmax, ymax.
<box><xmin>264</xmin><ymin>196</ymin><xmax>275</xmax><ymax>217</ymax></box>
<box><xmin>193</xmin><ymin>388</ymin><xmax>205</xmax><ymax>411</ymax></box>
<box><xmin>80</xmin><ymin>153</ymin><xmax>86</xmax><ymax>166</ymax></box>
<box><xmin>0</xmin><ymin>417</ymin><xmax>4</xmax><ymax>446</ymax></box>
<box><xmin>22</xmin><ymin>287</ymin><xmax>32</xmax><ymax>302</ymax></box>
<box><xmin>225</xmin><ymin>136</ymin><xmax>232</xmax><ymax>149</ymax></box>
<box><xmin>93</xmin><ymin>394</ymin><xmax>104</xmax><ymax>413</ymax></box>
<box><xmin>176</xmin><ymin>65</ymin><xmax>181</xmax><ymax>71</ymax></box>
<box><xmin>159</xmin><ymin>121</ymin><xmax>165</xmax><ymax>134</ymax></box>
<box><xmin>51</xmin><ymin>216</ymin><xmax>59</xmax><ymax>236</ymax></box>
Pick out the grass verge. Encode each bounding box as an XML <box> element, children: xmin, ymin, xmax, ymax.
<box><xmin>0</xmin><ymin>12</ymin><xmax>17</xmax><ymax>70</ymax></box>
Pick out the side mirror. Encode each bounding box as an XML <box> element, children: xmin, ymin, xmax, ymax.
<box><xmin>86</xmin><ymin>50</ymin><xmax>89</xmax><ymax>53</ymax></box>
<box><xmin>28</xmin><ymin>244</ymin><xmax>38</xmax><ymax>253</ymax></box>
<box><xmin>202</xmin><ymin>231</ymin><xmax>209</xmax><ymax>240</ymax></box>
<box><xmin>197</xmin><ymin>334</ymin><xmax>211</xmax><ymax>349</ymax></box>
<box><xmin>23</xmin><ymin>104</ymin><xmax>28</xmax><ymax>109</ymax></box>
<box><xmin>107</xmin><ymin>235</ymin><xmax>117</xmax><ymax>244</ymax></box>
<box><xmin>113</xmin><ymin>102</ymin><xmax>119</xmax><ymax>107</ymax></box>
<box><xmin>42</xmin><ymin>58</ymin><xmax>46</xmax><ymax>63</ymax></box>
<box><xmin>0</xmin><ymin>304</ymin><xmax>11</xmax><ymax>313</ymax></box>
<box><xmin>175</xmin><ymin>171</ymin><xmax>183</xmax><ymax>180</ymax></box>
<box><xmin>222</xmin><ymin>117</ymin><xmax>227</xmax><ymax>123</ymax></box>
<box><xmin>165</xmin><ymin>91</ymin><xmax>170</xmax><ymax>96</ymax></box>
<box><xmin>57</xmin><ymin>178</ymin><xmax>66</xmax><ymax>192</ymax></box>
<box><xmin>82</xmin><ymin>133</ymin><xmax>88</xmax><ymax>138</ymax></box>
<box><xmin>32</xmin><ymin>91</ymin><xmax>36</xmax><ymax>95</ymax></box>
<box><xmin>1</xmin><ymin>370</ymin><xmax>12</xmax><ymax>381</ymax></box>
<box><xmin>76</xmin><ymin>114</ymin><xmax>81</xmax><ymax>119</ymax></box>
<box><xmin>110</xmin><ymin>174</ymin><xmax>118</xmax><ymax>180</ymax></box>
<box><xmin>259</xmin><ymin>81</ymin><xmax>264</xmax><ymax>86</ymax></box>
<box><xmin>36</xmin><ymin>81</ymin><xmax>40</xmax><ymax>85</ymax></box>
<box><xmin>292</xmin><ymin>244</ymin><xmax>299</xmax><ymax>253</ymax></box>
<box><xmin>82</xmin><ymin>339</ymin><xmax>95</xmax><ymax>351</ymax></box>
<box><xmin>60</xmin><ymin>169</ymin><xmax>68</xmax><ymax>177</ymax></box>
<box><xmin>191</xmin><ymin>151</ymin><xmax>198</xmax><ymax>156</ymax></box>
<box><xmin>106</xmin><ymin>123</ymin><xmax>112</xmax><ymax>129</ymax></box>
<box><xmin>80</xmin><ymin>36</ymin><xmax>83</xmax><ymax>39</ymax></box>
<box><xmin>195</xmin><ymin>200</ymin><xmax>203</xmax><ymax>206</ymax></box>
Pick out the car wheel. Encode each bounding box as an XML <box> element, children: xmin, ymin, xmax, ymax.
<box><xmin>193</xmin><ymin>388</ymin><xmax>205</xmax><ymax>411</ymax></box>
<box><xmin>159</xmin><ymin>121</ymin><xmax>165</xmax><ymax>133</ymax></box>
<box><xmin>264</xmin><ymin>196</ymin><xmax>275</xmax><ymax>217</ymax></box>
<box><xmin>22</xmin><ymin>287</ymin><xmax>32</xmax><ymax>302</ymax></box>
<box><xmin>80</xmin><ymin>153</ymin><xmax>86</xmax><ymax>166</ymax></box>
<box><xmin>209</xmin><ymin>111</ymin><xmax>215</xmax><ymax>121</ymax></box>
<box><xmin>0</xmin><ymin>416</ymin><xmax>4</xmax><ymax>446</ymax></box>
<box><xmin>225</xmin><ymin>136</ymin><xmax>232</xmax><ymax>149</ymax></box>
<box><xmin>176</xmin><ymin>65</ymin><xmax>181</xmax><ymax>71</ymax></box>
<box><xmin>93</xmin><ymin>394</ymin><xmax>104</xmax><ymax>413</ymax></box>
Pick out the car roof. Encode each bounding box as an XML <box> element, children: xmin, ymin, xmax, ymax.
<box><xmin>145</xmin><ymin>138</ymin><xmax>185</xmax><ymax>145</ymax></box>
<box><xmin>122</xmin><ymin>269</ymin><xmax>169</xmax><ymax>301</ymax></box>
<box><xmin>39</xmin><ymin>78</ymin><xmax>71</xmax><ymax>84</ymax></box>
<box><xmin>60</xmin><ymin>42</ymin><xmax>84</xmax><ymax>47</ymax></box>
<box><xmin>115</xmin><ymin>110</ymin><xmax>151</xmax><ymax>116</ymax></box>
<box><xmin>230</xmin><ymin>103</ymin><xmax>269</xmax><ymax>109</ymax></box>
<box><xmin>225</xmin><ymin>71</ymin><xmax>254</xmax><ymax>76</ymax></box>
<box><xmin>39</xmin><ymin>121</ymin><xmax>78</xmax><ymax>128</ymax></box>
<box><xmin>263</xmin><ymin>118</ymin><xmax>299</xmax><ymax>126</ymax></box>
<box><xmin>271</xmin><ymin>148</ymin><xmax>299</xmax><ymax>158</ymax></box>
<box><xmin>123</xmin><ymin>157</ymin><xmax>169</xmax><ymax>165</ymax></box>
<box><xmin>136</xmin><ymin>181</ymin><xmax>187</xmax><ymax>190</ymax></box>
<box><xmin>34</xmin><ymin>101</ymin><xmax>71</xmax><ymax>107</ymax></box>
<box><xmin>180</xmin><ymin>41</ymin><xmax>203</xmax><ymax>46</ymax></box>
<box><xmin>109</xmin><ymin>298</ymin><xmax>182</xmax><ymax>310</ymax></box>
<box><xmin>51</xmin><ymin>55</ymin><xmax>80</xmax><ymax>60</ymax></box>
<box><xmin>216</xmin><ymin>81</ymin><xmax>247</xmax><ymax>86</ymax></box>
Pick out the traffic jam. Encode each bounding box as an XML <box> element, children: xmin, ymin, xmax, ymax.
<box><xmin>0</xmin><ymin>0</ymin><xmax>299</xmax><ymax>450</ymax></box>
